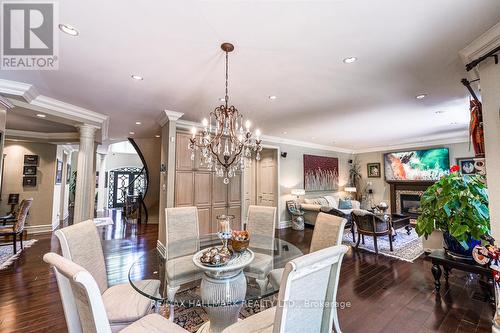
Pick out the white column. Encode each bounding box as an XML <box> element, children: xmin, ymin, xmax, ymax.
<box><xmin>73</xmin><ymin>124</ymin><xmax>98</xmax><ymax>223</ymax></box>
<box><xmin>96</xmin><ymin>153</ymin><xmax>107</xmax><ymax>212</ymax></box>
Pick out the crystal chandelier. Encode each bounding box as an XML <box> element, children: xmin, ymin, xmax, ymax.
<box><xmin>189</xmin><ymin>43</ymin><xmax>262</xmax><ymax>184</ymax></box>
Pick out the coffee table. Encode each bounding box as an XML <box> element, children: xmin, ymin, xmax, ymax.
<box><xmin>389</xmin><ymin>213</ymin><xmax>412</xmax><ymax>239</ymax></box>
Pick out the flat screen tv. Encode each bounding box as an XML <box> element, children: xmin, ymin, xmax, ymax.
<box><xmin>384</xmin><ymin>148</ymin><xmax>450</xmax><ymax>181</ymax></box>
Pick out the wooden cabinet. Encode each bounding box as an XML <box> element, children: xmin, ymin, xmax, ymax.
<box><xmin>174</xmin><ymin>131</ymin><xmax>242</xmax><ymax>235</ymax></box>
<box><xmin>176</xmin><ymin>132</ymin><xmax>194</xmax><ymax>170</ymax></box>
<box><xmin>175</xmin><ymin>171</ymin><xmax>194</xmax><ymax>206</ymax></box>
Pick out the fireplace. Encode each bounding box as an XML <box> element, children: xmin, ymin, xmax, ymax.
<box><xmin>388</xmin><ymin>181</ymin><xmax>434</xmax><ymax>223</ymax></box>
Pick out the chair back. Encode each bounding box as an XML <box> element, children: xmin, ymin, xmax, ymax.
<box><xmin>351</xmin><ymin>209</ymin><xmax>389</xmax><ymax>233</ymax></box>
<box><xmin>246</xmin><ymin>205</ymin><xmax>276</xmax><ymax>250</ymax></box>
<box><xmin>273</xmin><ymin>245</ymin><xmax>349</xmax><ymax>333</ymax></box>
<box><xmin>43</xmin><ymin>252</ymin><xmax>112</xmax><ymax>333</ymax></box>
<box><xmin>310</xmin><ymin>213</ymin><xmax>346</xmax><ymax>253</ymax></box>
<box><xmin>14</xmin><ymin>198</ymin><xmax>33</xmax><ymax>232</ymax></box>
<box><xmin>165</xmin><ymin>207</ymin><xmax>200</xmax><ymax>260</ymax></box>
<box><xmin>55</xmin><ymin>220</ymin><xmax>108</xmax><ymax>293</ymax></box>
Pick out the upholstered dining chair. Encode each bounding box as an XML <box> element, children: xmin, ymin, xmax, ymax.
<box><xmin>222</xmin><ymin>245</ymin><xmax>349</xmax><ymax>333</ymax></box>
<box><xmin>164</xmin><ymin>207</ymin><xmax>202</xmax><ymax>320</ymax></box>
<box><xmin>43</xmin><ymin>252</ymin><xmax>189</xmax><ymax>333</ymax></box>
<box><xmin>0</xmin><ymin>198</ymin><xmax>33</xmax><ymax>254</ymax></box>
<box><xmin>55</xmin><ymin>220</ymin><xmax>161</xmax><ymax>333</ymax></box>
<box><xmin>244</xmin><ymin>205</ymin><xmax>277</xmax><ymax>292</ymax></box>
<box><xmin>351</xmin><ymin>209</ymin><xmax>393</xmax><ymax>254</ymax></box>
<box><xmin>269</xmin><ymin>212</ymin><xmax>346</xmax><ymax>289</ymax></box>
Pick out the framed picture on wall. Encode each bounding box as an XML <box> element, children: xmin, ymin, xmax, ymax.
<box><xmin>303</xmin><ymin>154</ymin><xmax>339</xmax><ymax>191</ymax></box>
<box><xmin>23</xmin><ymin>176</ymin><xmax>37</xmax><ymax>187</ymax></box>
<box><xmin>24</xmin><ymin>154</ymin><xmax>39</xmax><ymax>165</ymax></box>
<box><xmin>456</xmin><ymin>157</ymin><xmax>486</xmax><ymax>175</ymax></box>
<box><xmin>23</xmin><ymin>165</ymin><xmax>37</xmax><ymax>176</ymax></box>
<box><xmin>367</xmin><ymin>163</ymin><xmax>381</xmax><ymax>178</ymax></box>
<box><xmin>55</xmin><ymin>159</ymin><xmax>63</xmax><ymax>184</ymax></box>
<box><xmin>66</xmin><ymin>164</ymin><xmax>71</xmax><ymax>182</ymax></box>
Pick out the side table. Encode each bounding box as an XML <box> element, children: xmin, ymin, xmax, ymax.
<box><xmin>428</xmin><ymin>249</ymin><xmax>492</xmax><ymax>295</ymax></box>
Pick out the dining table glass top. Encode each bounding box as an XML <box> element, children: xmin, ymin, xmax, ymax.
<box><xmin>128</xmin><ymin>234</ymin><xmax>303</xmax><ymax>307</ymax></box>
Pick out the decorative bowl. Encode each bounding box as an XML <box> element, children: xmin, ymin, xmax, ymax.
<box><xmin>199</xmin><ymin>247</ymin><xmax>232</xmax><ymax>266</ymax></box>
<box><xmin>231</xmin><ymin>230</ymin><xmax>250</xmax><ymax>252</ymax></box>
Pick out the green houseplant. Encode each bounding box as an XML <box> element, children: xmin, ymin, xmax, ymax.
<box><xmin>416</xmin><ymin>165</ymin><xmax>489</xmax><ymax>258</ymax></box>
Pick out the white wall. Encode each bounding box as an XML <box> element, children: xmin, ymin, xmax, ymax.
<box><xmin>262</xmin><ymin>140</ymin><xmax>352</xmax><ymax>223</ymax></box>
<box><xmin>355</xmin><ymin>141</ymin><xmax>473</xmax><ymax>209</ymax></box>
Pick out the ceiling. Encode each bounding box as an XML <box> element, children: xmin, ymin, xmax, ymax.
<box><xmin>0</xmin><ymin>0</ymin><xmax>499</xmax><ymax>150</ymax></box>
<box><xmin>6</xmin><ymin>107</ymin><xmax>77</xmax><ymax>133</ymax></box>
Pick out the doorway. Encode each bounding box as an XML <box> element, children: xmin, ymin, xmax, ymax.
<box><xmin>108</xmin><ymin>167</ymin><xmax>146</xmax><ymax>208</ymax></box>
<box><xmin>243</xmin><ymin>147</ymin><xmax>279</xmax><ymax>219</ymax></box>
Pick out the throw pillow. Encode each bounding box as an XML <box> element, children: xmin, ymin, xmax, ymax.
<box><xmin>339</xmin><ymin>199</ymin><xmax>353</xmax><ymax>209</ymax></box>
<box><xmin>324</xmin><ymin>196</ymin><xmax>338</xmax><ymax>208</ymax></box>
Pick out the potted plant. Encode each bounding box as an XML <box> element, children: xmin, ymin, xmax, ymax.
<box><xmin>416</xmin><ymin>165</ymin><xmax>489</xmax><ymax>260</ymax></box>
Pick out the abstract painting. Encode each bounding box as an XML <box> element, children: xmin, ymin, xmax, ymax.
<box><xmin>303</xmin><ymin>154</ymin><xmax>339</xmax><ymax>191</ymax></box>
<box><xmin>384</xmin><ymin>148</ymin><xmax>449</xmax><ymax>181</ymax></box>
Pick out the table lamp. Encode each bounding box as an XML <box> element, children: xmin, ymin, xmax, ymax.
<box><xmin>344</xmin><ymin>186</ymin><xmax>357</xmax><ymax>200</ymax></box>
<box><xmin>291</xmin><ymin>189</ymin><xmax>305</xmax><ymax>199</ymax></box>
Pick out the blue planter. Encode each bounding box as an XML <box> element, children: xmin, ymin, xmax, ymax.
<box><xmin>443</xmin><ymin>231</ymin><xmax>481</xmax><ymax>260</ymax></box>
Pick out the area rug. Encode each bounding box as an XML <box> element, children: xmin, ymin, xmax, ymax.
<box><xmin>94</xmin><ymin>217</ymin><xmax>113</xmax><ymax>227</ymax></box>
<box><xmin>0</xmin><ymin>239</ymin><xmax>37</xmax><ymax>270</ymax></box>
<box><xmin>342</xmin><ymin>227</ymin><xmax>424</xmax><ymax>262</ymax></box>
<box><xmin>159</xmin><ymin>286</ymin><xmax>277</xmax><ymax>332</ymax></box>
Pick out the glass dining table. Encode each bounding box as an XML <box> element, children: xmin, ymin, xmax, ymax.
<box><xmin>128</xmin><ymin>234</ymin><xmax>303</xmax><ymax>333</ymax></box>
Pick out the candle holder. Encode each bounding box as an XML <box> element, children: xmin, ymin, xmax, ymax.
<box><xmin>216</xmin><ymin>214</ymin><xmax>234</xmax><ymax>256</ymax></box>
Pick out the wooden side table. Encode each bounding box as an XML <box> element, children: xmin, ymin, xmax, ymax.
<box><xmin>428</xmin><ymin>249</ymin><xmax>492</xmax><ymax>294</ymax></box>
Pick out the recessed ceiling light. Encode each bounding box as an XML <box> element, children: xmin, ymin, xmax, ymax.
<box><xmin>435</xmin><ymin>110</ymin><xmax>446</xmax><ymax>114</ymax></box>
<box><xmin>131</xmin><ymin>74</ymin><xmax>143</xmax><ymax>81</ymax></box>
<box><xmin>129</xmin><ymin>131</ymin><xmax>135</xmax><ymax>135</ymax></box>
<box><xmin>269</xmin><ymin>95</ymin><xmax>277</xmax><ymax>100</ymax></box>
<box><xmin>135</xmin><ymin>121</ymin><xmax>142</xmax><ymax>125</ymax></box>
<box><xmin>155</xmin><ymin>135</ymin><xmax>160</xmax><ymax>138</ymax></box>
<box><xmin>282</xmin><ymin>131</ymin><xmax>287</xmax><ymax>135</ymax></box>
<box><xmin>415</xmin><ymin>94</ymin><xmax>427</xmax><ymax>100</ymax></box>
<box><xmin>59</xmin><ymin>24</ymin><xmax>79</xmax><ymax>36</ymax></box>
<box><xmin>343</xmin><ymin>57</ymin><xmax>357</xmax><ymax>64</ymax></box>
<box><xmin>311</xmin><ymin>136</ymin><xmax>316</xmax><ymax>140</ymax></box>
<box><xmin>36</xmin><ymin>113</ymin><xmax>46</xmax><ymax>118</ymax></box>
<box><xmin>450</xmin><ymin>122</ymin><xmax>458</xmax><ymax>125</ymax></box>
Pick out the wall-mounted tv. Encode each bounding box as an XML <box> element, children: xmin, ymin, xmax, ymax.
<box><xmin>384</xmin><ymin>148</ymin><xmax>450</xmax><ymax>181</ymax></box>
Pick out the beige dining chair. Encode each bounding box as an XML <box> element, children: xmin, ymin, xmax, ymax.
<box><xmin>244</xmin><ymin>205</ymin><xmax>277</xmax><ymax>292</ymax></box>
<box><xmin>43</xmin><ymin>252</ymin><xmax>189</xmax><ymax>333</ymax></box>
<box><xmin>268</xmin><ymin>212</ymin><xmax>347</xmax><ymax>289</ymax></box>
<box><xmin>164</xmin><ymin>207</ymin><xmax>202</xmax><ymax>320</ymax></box>
<box><xmin>222</xmin><ymin>245</ymin><xmax>349</xmax><ymax>333</ymax></box>
<box><xmin>55</xmin><ymin>220</ymin><xmax>160</xmax><ymax>333</ymax></box>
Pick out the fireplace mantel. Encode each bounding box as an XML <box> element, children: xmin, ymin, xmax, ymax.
<box><xmin>387</xmin><ymin>181</ymin><xmax>435</xmax><ymax>215</ymax></box>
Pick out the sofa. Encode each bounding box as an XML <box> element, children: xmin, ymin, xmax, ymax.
<box><xmin>300</xmin><ymin>195</ymin><xmax>361</xmax><ymax>226</ymax></box>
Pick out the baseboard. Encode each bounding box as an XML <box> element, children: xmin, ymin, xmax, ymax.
<box><xmin>278</xmin><ymin>220</ymin><xmax>291</xmax><ymax>229</ymax></box>
<box><xmin>156</xmin><ymin>240</ymin><xmax>166</xmax><ymax>258</ymax></box>
<box><xmin>25</xmin><ymin>224</ymin><xmax>53</xmax><ymax>234</ymax></box>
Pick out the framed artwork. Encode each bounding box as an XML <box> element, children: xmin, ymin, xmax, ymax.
<box><xmin>66</xmin><ymin>164</ymin><xmax>71</xmax><ymax>182</ymax></box>
<box><xmin>456</xmin><ymin>157</ymin><xmax>486</xmax><ymax>175</ymax></box>
<box><xmin>23</xmin><ymin>165</ymin><xmax>37</xmax><ymax>176</ymax></box>
<box><xmin>55</xmin><ymin>159</ymin><xmax>63</xmax><ymax>184</ymax></box>
<box><xmin>384</xmin><ymin>148</ymin><xmax>449</xmax><ymax>181</ymax></box>
<box><xmin>367</xmin><ymin>163</ymin><xmax>381</xmax><ymax>178</ymax></box>
<box><xmin>303</xmin><ymin>154</ymin><xmax>339</xmax><ymax>191</ymax></box>
<box><xmin>23</xmin><ymin>176</ymin><xmax>37</xmax><ymax>187</ymax></box>
<box><xmin>24</xmin><ymin>154</ymin><xmax>39</xmax><ymax>165</ymax></box>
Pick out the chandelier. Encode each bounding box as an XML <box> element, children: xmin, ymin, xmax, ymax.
<box><xmin>189</xmin><ymin>43</ymin><xmax>262</xmax><ymax>184</ymax></box>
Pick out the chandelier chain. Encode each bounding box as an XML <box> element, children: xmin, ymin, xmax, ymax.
<box><xmin>225</xmin><ymin>50</ymin><xmax>229</xmax><ymax>108</ymax></box>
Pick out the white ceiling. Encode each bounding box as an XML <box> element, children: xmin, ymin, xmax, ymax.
<box><xmin>6</xmin><ymin>107</ymin><xmax>77</xmax><ymax>133</ymax></box>
<box><xmin>0</xmin><ymin>0</ymin><xmax>499</xmax><ymax>150</ymax></box>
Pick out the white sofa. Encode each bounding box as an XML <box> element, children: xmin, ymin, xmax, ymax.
<box><xmin>300</xmin><ymin>195</ymin><xmax>360</xmax><ymax>225</ymax></box>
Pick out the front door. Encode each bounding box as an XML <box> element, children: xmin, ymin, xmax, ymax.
<box><xmin>112</xmin><ymin>171</ymin><xmax>135</xmax><ymax>208</ymax></box>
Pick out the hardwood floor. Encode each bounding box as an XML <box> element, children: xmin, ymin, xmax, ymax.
<box><xmin>0</xmin><ymin>213</ymin><xmax>493</xmax><ymax>333</ymax></box>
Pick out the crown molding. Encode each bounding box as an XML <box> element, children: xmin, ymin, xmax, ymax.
<box><xmin>5</xmin><ymin>129</ymin><xmax>79</xmax><ymax>142</ymax></box>
<box><xmin>158</xmin><ymin>110</ymin><xmax>184</xmax><ymax>126</ymax></box>
<box><xmin>0</xmin><ymin>79</ymin><xmax>109</xmax><ymax>141</ymax></box>
<box><xmin>459</xmin><ymin>22</ymin><xmax>500</xmax><ymax>77</ymax></box>
<box><xmin>261</xmin><ymin>134</ymin><xmax>355</xmax><ymax>154</ymax></box>
<box><xmin>352</xmin><ymin>134</ymin><xmax>469</xmax><ymax>154</ymax></box>
<box><xmin>0</xmin><ymin>95</ymin><xmax>13</xmax><ymax>110</ymax></box>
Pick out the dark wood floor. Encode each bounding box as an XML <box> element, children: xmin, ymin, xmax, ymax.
<box><xmin>0</xmin><ymin>212</ymin><xmax>494</xmax><ymax>333</ymax></box>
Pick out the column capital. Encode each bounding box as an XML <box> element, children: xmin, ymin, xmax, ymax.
<box><xmin>76</xmin><ymin>124</ymin><xmax>99</xmax><ymax>138</ymax></box>
<box><xmin>157</xmin><ymin>110</ymin><xmax>184</xmax><ymax>126</ymax></box>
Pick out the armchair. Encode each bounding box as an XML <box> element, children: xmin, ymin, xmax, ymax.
<box><xmin>351</xmin><ymin>209</ymin><xmax>393</xmax><ymax>254</ymax></box>
<box><xmin>0</xmin><ymin>198</ymin><xmax>33</xmax><ymax>254</ymax></box>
